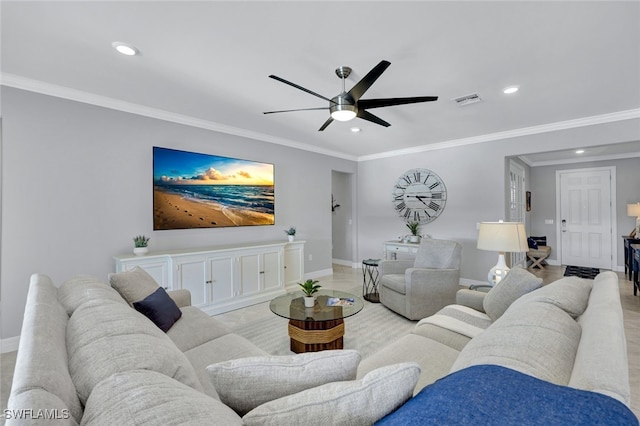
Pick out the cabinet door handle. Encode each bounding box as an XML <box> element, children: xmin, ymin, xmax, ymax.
<box><xmin>206</xmin><ymin>280</ymin><xmax>213</xmax><ymax>284</ymax></box>
<box><xmin>259</xmin><ymin>271</ymin><xmax>265</xmax><ymax>274</ymax></box>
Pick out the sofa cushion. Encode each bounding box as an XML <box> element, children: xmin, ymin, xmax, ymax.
<box><xmin>242</xmin><ymin>362</ymin><xmax>421</xmax><ymax>426</ymax></box>
<box><xmin>513</xmin><ymin>275</ymin><xmax>592</xmax><ymax>318</ymax></box>
<box><xmin>570</xmin><ymin>272</ymin><xmax>630</xmax><ymax>406</ymax></box>
<box><xmin>66</xmin><ymin>299</ymin><xmax>202</xmax><ymax>404</ymax></box>
<box><xmin>451</xmin><ymin>300</ymin><xmax>581</xmax><ymax>385</ymax></box>
<box><xmin>483</xmin><ymin>265</ymin><xmax>543</xmax><ymax>321</ymax></box>
<box><xmin>7</xmin><ymin>274</ymin><xmax>83</xmax><ymax>424</ymax></box>
<box><xmin>412</xmin><ymin>305</ymin><xmax>492</xmax><ymax>351</ymax></box>
<box><xmin>81</xmin><ymin>370</ymin><xmax>242</xmax><ymax>426</ymax></box>
<box><xmin>166</xmin><ymin>306</ymin><xmax>232</xmax><ymax>352</ymax></box>
<box><xmin>184</xmin><ymin>333</ymin><xmax>269</xmax><ymax>399</ymax></box>
<box><xmin>207</xmin><ymin>350</ymin><xmax>361</xmax><ymax>416</ymax></box>
<box><xmin>58</xmin><ymin>275</ymin><xmax>126</xmax><ymax>316</ymax></box>
<box><xmin>133</xmin><ymin>286</ymin><xmax>182</xmax><ymax>332</ymax></box>
<box><xmin>108</xmin><ymin>266</ymin><xmax>160</xmax><ymax>305</ymax></box>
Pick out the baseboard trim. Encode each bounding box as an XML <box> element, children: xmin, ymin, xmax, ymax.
<box><xmin>332</xmin><ymin>259</ymin><xmax>352</xmax><ymax>267</ymax></box>
<box><xmin>1</xmin><ymin>336</ymin><xmax>20</xmax><ymax>353</ymax></box>
<box><xmin>305</xmin><ymin>268</ymin><xmax>333</xmax><ymax>280</ymax></box>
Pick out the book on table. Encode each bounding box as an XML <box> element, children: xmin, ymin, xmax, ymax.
<box><xmin>326</xmin><ymin>297</ymin><xmax>355</xmax><ymax>307</ymax></box>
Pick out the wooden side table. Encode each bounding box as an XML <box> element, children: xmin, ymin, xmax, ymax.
<box><xmin>632</xmin><ymin>244</ymin><xmax>640</xmax><ymax>296</ymax></box>
<box><xmin>622</xmin><ymin>236</ymin><xmax>640</xmax><ymax>280</ymax></box>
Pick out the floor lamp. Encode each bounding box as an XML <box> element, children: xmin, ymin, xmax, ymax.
<box><xmin>477</xmin><ymin>221</ymin><xmax>529</xmax><ymax>286</ymax></box>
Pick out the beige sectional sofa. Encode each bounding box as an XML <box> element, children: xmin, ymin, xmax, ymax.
<box><xmin>7</xmin><ymin>266</ymin><xmax>635</xmax><ymax>425</ymax></box>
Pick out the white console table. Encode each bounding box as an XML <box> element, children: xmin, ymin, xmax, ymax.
<box><xmin>114</xmin><ymin>240</ymin><xmax>304</xmax><ymax>316</ymax></box>
<box><xmin>383</xmin><ymin>240</ymin><xmax>420</xmax><ymax>260</ymax></box>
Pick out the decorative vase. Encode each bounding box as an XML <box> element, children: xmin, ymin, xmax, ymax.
<box><xmin>288</xmin><ymin>235</ymin><xmax>295</xmax><ymax>242</ymax></box>
<box><xmin>133</xmin><ymin>247</ymin><xmax>149</xmax><ymax>256</ymax></box>
<box><xmin>304</xmin><ymin>296</ymin><xmax>315</xmax><ymax>307</ymax></box>
<box><xmin>409</xmin><ymin>235</ymin><xmax>420</xmax><ymax>243</ymax></box>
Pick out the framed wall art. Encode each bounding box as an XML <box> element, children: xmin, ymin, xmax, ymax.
<box><xmin>153</xmin><ymin>147</ymin><xmax>275</xmax><ymax>230</ymax></box>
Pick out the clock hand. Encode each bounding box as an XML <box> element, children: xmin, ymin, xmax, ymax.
<box><xmin>415</xmin><ymin>195</ymin><xmax>430</xmax><ymax>205</ymax></box>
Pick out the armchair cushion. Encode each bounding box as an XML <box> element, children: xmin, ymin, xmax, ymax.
<box><xmin>380</xmin><ymin>274</ymin><xmax>407</xmax><ymax>294</ymax></box>
<box><xmin>414</xmin><ymin>239</ymin><xmax>462</xmax><ymax>269</ymax></box>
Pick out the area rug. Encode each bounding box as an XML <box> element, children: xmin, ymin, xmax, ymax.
<box><xmin>563</xmin><ymin>265</ymin><xmax>600</xmax><ymax>279</ymax></box>
<box><xmin>231</xmin><ymin>287</ymin><xmax>416</xmax><ymax>358</ymax></box>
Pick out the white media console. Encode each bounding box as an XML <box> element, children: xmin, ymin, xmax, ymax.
<box><xmin>114</xmin><ymin>240</ymin><xmax>304</xmax><ymax>316</ymax></box>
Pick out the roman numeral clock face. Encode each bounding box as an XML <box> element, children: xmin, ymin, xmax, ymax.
<box><xmin>393</xmin><ymin>168</ymin><xmax>447</xmax><ymax>223</ymax></box>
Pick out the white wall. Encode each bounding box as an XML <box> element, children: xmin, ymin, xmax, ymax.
<box><xmin>0</xmin><ymin>87</ymin><xmax>356</xmax><ymax>340</ymax></box>
<box><xmin>356</xmin><ymin>120</ymin><xmax>640</xmax><ymax>281</ymax></box>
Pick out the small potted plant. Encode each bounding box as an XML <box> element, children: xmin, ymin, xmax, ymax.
<box><xmin>133</xmin><ymin>235</ymin><xmax>150</xmax><ymax>256</ymax></box>
<box><xmin>406</xmin><ymin>222</ymin><xmax>420</xmax><ymax>243</ymax></box>
<box><xmin>298</xmin><ymin>279</ymin><xmax>321</xmax><ymax>307</ymax></box>
<box><xmin>284</xmin><ymin>226</ymin><xmax>296</xmax><ymax>242</ymax></box>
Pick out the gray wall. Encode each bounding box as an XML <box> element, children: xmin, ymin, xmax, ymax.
<box><xmin>529</xmin><ymin>157</ymin><xmax>640</xmax><ymax>266</ymax></box>
<box><xmin>0</xmin><ymin>87</ymin><xmax>356</xmax><ymax>339</ymax></box>
<box><xmin>356</xmin><ymin>121</ymin><xmax>640</xmax><ymax>282</ymax></box>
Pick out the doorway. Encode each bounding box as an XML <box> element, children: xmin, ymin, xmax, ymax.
<box><xmin>556</xmin><ymin>167</ymin><xmax>616</xmax><ymax>269</ymax></box>
<box><xmin>331</xmin><ymin>171</ymin><xmax>355</xmax><ymax>267</ymax></box>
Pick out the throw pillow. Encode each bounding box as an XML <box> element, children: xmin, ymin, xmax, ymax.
<box><xmin>242</xmin><ymin>362</ymin><xmax>421</xmax><ymax>426</ymax></box>
<box><xmin>206</xmin><ymin>350</ymin><xmax>361</xmax><ymax>416</ymax></box>
<box><xmin>133</xmin><ymin>287</ymin><xmax>183</xmax><ymax>332</ymax></box>
<box><xmin>483</xmin><ymin>266</ymin><xmax>543</xmax><ymax>321</ymax></box>
<box><xmin>527</xmin><ymin>237</ymin><xmax>538</xmax><ymax>249</ymax></box>
<box><xmin>109</xmin><ymin>266</ymin><xmax>160</xmax><ymax>305</ymax></box>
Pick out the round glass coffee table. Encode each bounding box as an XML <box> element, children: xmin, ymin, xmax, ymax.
<box><xmin>270</xmin><ymin>290</ymin><xmax>364</xmax><ymax>353</ymax></box>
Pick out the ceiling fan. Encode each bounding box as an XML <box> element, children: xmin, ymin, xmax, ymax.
<box><xmin>264</xmin><ymin>60</ymin><xmax>438</xmax><ymax>131</ymax></box>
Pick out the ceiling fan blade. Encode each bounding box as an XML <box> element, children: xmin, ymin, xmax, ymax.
<box><xmin>318</xmin><ymin>117</ymin><xmax>334</xmax><ymax>131</ymax></box>
<box><xmin>347</xmin><ymin>60</ymin><xmax>391</xmax><ymax>101</ymax></box>
<box><xmin>358</xmin><ymin>96</ymin><xmax>438</xmax><ymax>109</ymax></box>
<box><xmin>357</xmin><ymin>110</ymin><xmax>391</xmax><ymax>127</ymax></box>
<box><xmin>263</xmin><ymin>107</ymin><xmax>329</xmax><ymax>115</ymax></box>
<box><xmin>269</xmin><ymin>75</ymin><xmax>335</xmax><ymax>103</ymax></box>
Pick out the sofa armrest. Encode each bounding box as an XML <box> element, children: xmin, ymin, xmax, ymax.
<box><xmin>379</xmin><ymin>260</ymin><xmax>414</xmax><ymax>275</ymax></box>
<box><xmin>455</xmin><ymin>289</ymin><xmax>486</xmax><ymax>313</ymax></box>
<box><xmin>167</xmin><ymin>289</ymin><xmax>191</xmax><ymax>308</ymax></box>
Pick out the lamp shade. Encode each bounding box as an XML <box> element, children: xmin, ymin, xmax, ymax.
<box><xmin>627</xmin><ymin>203</ymin><xmax>640</xmax><ymax>217</ymax></box>
<box><xmin>477</xmin><ymin>221</ymin><xmax>528</xmax><ymax>253</ymax></box>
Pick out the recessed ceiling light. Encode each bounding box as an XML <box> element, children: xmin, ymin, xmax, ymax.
<box><xmin>350</xmin><ymin>127</ymin><xmax>361</xmax><ymax>133</ymax></box>
<box><xmin>112</xmin><ymin>42</ymin><xmax>139</xmax><ymax>56</ymax></box>
<box><xmin>503</xmin><ymin>86</ymin><xmax>519</xmax><ymax>94</ymax></box>
<box><xmin>575</xmin><ymin>149</ymin><xmax>585</xmax><ymax>154</ymax></box>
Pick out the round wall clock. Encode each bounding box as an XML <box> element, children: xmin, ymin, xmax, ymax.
<box><xmin>392</xmin><ymin>168</ymin><xmax>447</xmax><ymax>223</ymax></box>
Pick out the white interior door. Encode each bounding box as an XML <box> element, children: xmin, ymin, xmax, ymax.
<box><xmin>559</xmin><ymin>168</ymin><xmax>613</xmax><ymax>269</ymax></box>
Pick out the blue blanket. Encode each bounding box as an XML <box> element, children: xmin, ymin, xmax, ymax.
<box><xmin>377</xmin><ymin>365</ymin><xmax>638</xmax><ymax>425</ymax></box>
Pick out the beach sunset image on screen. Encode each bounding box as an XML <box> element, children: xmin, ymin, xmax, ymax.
<box><xmin>153</xmin><ymin>147</ymin><xmax>275</xmax><ymax>230</ymax></box>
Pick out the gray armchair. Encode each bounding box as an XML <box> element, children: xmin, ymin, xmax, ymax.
<box><xmin>379</xmin><ymin>238</ymin><xmax>462</xmax><ymax>320</ymax></box>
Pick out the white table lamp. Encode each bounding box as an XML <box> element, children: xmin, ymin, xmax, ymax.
<box><xmin>627</xmin><ymin>203</ymin><xmax>640</xmax><ymax>237</ymax></box>
<box><xmin>477</xmin><ymin>221</ymin><xmax>529</xmax><ymax>286</ymax></box>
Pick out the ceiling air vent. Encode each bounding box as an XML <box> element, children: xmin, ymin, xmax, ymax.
<box><xmin>452</xmin><ymin>92</ymin><xmax>483</xmax><ymax>106</ymax></box>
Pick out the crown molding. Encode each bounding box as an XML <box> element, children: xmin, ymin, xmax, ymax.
<box><xmin>0</xmin><ymin>73</ymin><xmax>358</xmax><ymax>161</ymax></box>
<box><xmin>357</xmin><ymin>108</ymin><xmax>640</xmax><ymax>162</ymax></box>
<box><xmin>3</xmin><ymin>73</ymin><xmax>638</xmax><ymax>164</ymax></box>
<box><xmin>520</xmin><ymin>151</ymin><xmax>640</xmax><ymax>167</ymax></box>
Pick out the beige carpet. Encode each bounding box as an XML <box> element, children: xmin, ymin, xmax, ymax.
<box><xmin>231</xmin><ymin>285</ymin><xmax>416</xmax><ymax>358</ymax></box>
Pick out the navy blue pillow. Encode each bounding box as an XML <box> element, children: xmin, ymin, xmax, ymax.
<box><xmin>527</xmin><ymin>237</ymin><xmax>538</xmax><ymax>249</ymax></box>
<box><xmin>133</xmin><ymin>287</ymin><xmax>182</xmax><ymax>332</ymax></box>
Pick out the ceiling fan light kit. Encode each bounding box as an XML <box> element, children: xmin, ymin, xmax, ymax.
<box><xmin>265</xmin><ymin>60</ymin><xmax>438</xmax><ymax>131</ymax></box>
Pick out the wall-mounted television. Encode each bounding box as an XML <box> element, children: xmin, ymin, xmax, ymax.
<box><xmin>153</xmin><ymin>147</ymin><xmax>274</xmax><ymax>230</ymax></box>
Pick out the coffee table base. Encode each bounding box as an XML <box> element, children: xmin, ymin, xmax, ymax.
<box><xmin>288</xmin><ymin>319</ymin><xmax>345</xmax><ymax>353</ymax></box>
